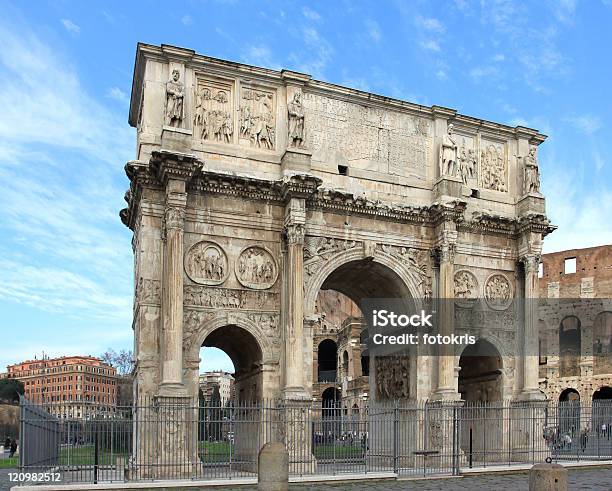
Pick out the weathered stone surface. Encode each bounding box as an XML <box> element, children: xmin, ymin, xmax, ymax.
<box><xmin>258</xmin><ymin>442</ymin><xmax>289</xmax><ymax>491</ymax></box>
<box><xmin>121</xmin><ymin>44</ymin><xmax>556</xmax><ymax>477</ymax></box>
<box><xmin>529</xmin><ymin>463</ymin><xmax>567</xmax><ymax>491</ymax></box>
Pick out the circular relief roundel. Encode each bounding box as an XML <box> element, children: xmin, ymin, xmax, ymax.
<box><xmin>236</xmin><ymin>246</ymin><xmax>278</xmax><ymax>290</ymax></box>
<box><xmin>184</xmin><ymin>241</ymin><xmax>229</xmax><ymax>286</ymax></box>
<box><xmin>454</xmin><ymin>270</ymin><xmax>479</xmax><ymax>308</ymax></box>
<box><xmin>484</xmin><ymin>273</ymin><xmax>513</xmax><ymax>310</ymax></box>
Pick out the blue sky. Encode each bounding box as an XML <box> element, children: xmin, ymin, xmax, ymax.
<box><xmin>1</xmin><ymin>0</ymin><xmax>611</xmax><ymax>373</ymax></box>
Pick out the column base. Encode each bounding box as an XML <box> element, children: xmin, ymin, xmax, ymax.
<box><xmin>514</xmin><ymin>389</ymin><xmax>546</xmax><ymax>402</ymax></box>
<box><xmin>157</xmin><ymin>383</ymin><xmax>189</xmax><ymax>398</ymax></box>
<box><xmin>430</xmin><ymin>389</ymin><xmax>462</xmax><ymax>402</ymax></box>
<box><xmin>281</xmin><ymin>387</ymin><xmax>312</xmax><ymax>402</ymax></box>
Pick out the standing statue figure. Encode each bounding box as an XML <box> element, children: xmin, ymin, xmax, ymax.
<box><xmin>165</xmin><ymin>69</ymin><xmax>184</xmax><ymax>127</ymax></box>
<box><xmin>287</xmin><ymin>91</ymin><xmax>305</xmax><ymax>147</ymax></box>
<box><xmin>439</xmin><ymin>123</ymin><xmax>457</xmax><ymax>178</ymax></box>
<box><xmin>522</xmin><ymin>146</ymin><xmax>541</xmax><ymax>194</ymax></box>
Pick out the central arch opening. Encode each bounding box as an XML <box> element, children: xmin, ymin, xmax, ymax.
<box><xmin>312</xmin><ymin>257</ymin><xmax>417</xmax><ymax>408</ymax></box>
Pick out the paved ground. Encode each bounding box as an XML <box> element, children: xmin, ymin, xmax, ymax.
<box><xmin>1</xmin><ymin>467</ymin><xmax>611</xmax><ymax>490</ymax></box>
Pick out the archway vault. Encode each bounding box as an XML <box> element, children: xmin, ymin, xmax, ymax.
<box><xmin>304</xmin><ymin>246</ymin><xmax>425</xmax><ymax>316</ymax></box>
<box><xmin>185</xmin><ymin>312</ymin><xmax>278</xmax><ymax>367</ymax></box>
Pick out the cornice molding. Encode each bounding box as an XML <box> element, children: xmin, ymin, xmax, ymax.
<box><xmin>150</xmin><ymin>150</ymin><xmax>202</xmax><ymax>185</ymax></box>
<box><xmin>458</xmin><ymin>211</ymin><xmax>556</xmax><ymax>238</ymax></box>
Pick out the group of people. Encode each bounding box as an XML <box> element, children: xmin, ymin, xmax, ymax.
<box><xmin>194</xmin><ymin>88</ymin><xmax>233</xmax><ymax>142</ymax></box>
<box><xmin>544</xmin><ymin>422</ymin><xmax>612</xmax><ymax>453</ymax></box>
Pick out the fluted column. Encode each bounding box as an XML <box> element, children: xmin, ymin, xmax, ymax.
<box><xmin>519</xmin><ymin>253</ymin><xmax>543</xmax><ymax>399</ymax></box>
<box><xmin>435</xmin><ymin>238</ymin><xmax>458</xmax><ymax>399</ymax></box>
<box><xmin>282</xmin><ymin>200</ymin><xmax>308</xmax><ymax>399</ymax></box>
<box><xmin>152</xmin><ymin>152</ymin><xmax>200</xmax><ymax>397</ymax></box>
<box><xmin>159</xmin><ymin>181</ymin><xmax>187</xmax><ymax>394</ymax></box>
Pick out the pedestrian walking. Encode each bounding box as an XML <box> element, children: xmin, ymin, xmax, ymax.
<box><xmin>580</xmin><ymin>427</ymin><xmax>589</xmax><ymax>452</ymax></box>
<box><xmin>9</xmin><ymin>439</ymin><xmax>17</xmax><ymax>458</ymax></box>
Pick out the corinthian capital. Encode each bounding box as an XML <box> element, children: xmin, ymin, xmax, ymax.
<box><xmin>520</xmin><ymin>254</ymin><xmax>540</xmax><ymax>274</ymax></box>
<box><xmin>440</xmin><ymin>241</ymin><xmax>456</xmax><ymax>263</ymax></box>
<box><xmin>164</xmin><ymin>206</ymin><xmax>185</xmax><ymax>232</ymax></box>
<box><xmin>284</xmin><ymin>223</ymin><xmax>305</xmax><ymax>245</ymax></box>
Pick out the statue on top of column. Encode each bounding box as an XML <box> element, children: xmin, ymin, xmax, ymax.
<box><xmin>165</xmin><ymin>69</ymin><xmax>185</xmax><ymax>127</ymax></box>
<box><xmin>521</xmin><ymin>146</ymin><xmax>541</xmax><ymax>194</ymax></box>
<box><xmin>439</xmin><ymin>123</ymin><xmax>457</xmax><ymax>178</ymax></box>
<box><xmin>287</xmin><ymin>91</ymin><xmax>305</xmax><ymax>148</ymax></box>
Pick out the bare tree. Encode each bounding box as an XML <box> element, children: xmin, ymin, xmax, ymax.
<box><xmin>101</xmin><ymin>348</ymin><xmax>134</xmax><ymax>375</ymax></box>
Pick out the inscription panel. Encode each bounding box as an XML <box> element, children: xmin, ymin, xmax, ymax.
<box><xmin>303</xmin><ymin>92</ymin><xmax>431</xmax><ymax>179</ymax></box>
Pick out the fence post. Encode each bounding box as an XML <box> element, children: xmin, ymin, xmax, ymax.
<box><xmin>94</xmin><ymin>426</ymin><xmax>99</xmax><ymax>484</ymax></box>
<box><xmin>469</xmin><ymin>426</ymin><xmax>473</xmax><ymax>469</ymax></box>
<box><xmin>19</xmin><ymin>396</ymin><xmax>24</xmax><ymax>472</ymax></box>
<box><xmin>452</xmin><ymin>404</ymin><xmax>458</xmax><ymax>475</ymax></box>
<box><xmin>393</xmin><ymin>401</ymin><xmax>399</xmax><ymax>474</ymax></box>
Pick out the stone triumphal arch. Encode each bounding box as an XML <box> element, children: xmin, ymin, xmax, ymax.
<box><xmin>121</xmin><ymin>43</ymin><xmax>555</xmax><ymax>426</ymax></box>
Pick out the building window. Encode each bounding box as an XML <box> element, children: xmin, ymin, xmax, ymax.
<box><xmin>538</xmin><ymin>262</ymin><xmax>544</xmax><ymax>278</ymax></box>
<box><xmin>564</xmin><ymin>257</ymin><xmax>576</xmax><ymax>274</ymax></box>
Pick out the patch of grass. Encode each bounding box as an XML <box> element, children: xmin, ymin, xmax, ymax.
<box><xmin>58</xmin><ymin>446</ymin><xmax>129</xmax><ymax>466</ymax></box>
<box><xmin>314</xmin><ymin>445</ymin><xmax>364</xmax><ymax>459</ymax></box>
<box><xmin>0</xmin><ymin>457</ymin><xmax>18</xmax><ymax>469</ymax></box>
<box><xmin>198</xmin><ymin>441</ymin><xmax>234</xmax><ymax>462</ymax></box>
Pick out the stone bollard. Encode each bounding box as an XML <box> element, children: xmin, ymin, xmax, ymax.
<box><xmin>258</xmin><ymin>442</ymin><xmax>289</xmax><ymax>491</ymax></box>
<box><xmin>529</xmin><ymin>463</ymin><xmax>567</xmax><ymax>491</ymax></box>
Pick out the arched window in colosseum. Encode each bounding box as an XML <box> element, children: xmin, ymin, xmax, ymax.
<box><xmin>559</xmin><ymin>316</ymin><xmax>581</xmax><ymax>378</ymax></box>
<box><xmin>593</xmin><ymin>312</ymin><xmax>612</xmax><ymax>375</ymax></box>
<box><xmin>342</xmin><ymin>350</ymin><xmax>349</xmax><ymax>376</ymax></box>
<box><xmin>317</xmin><ymin>339</ymin><xmax>338</xmax><ymax>383</ymax></box>
<box><xmin>559</xmin><ymin>388</ymin><xmax>581</xmax><ymax>434</ymax></box>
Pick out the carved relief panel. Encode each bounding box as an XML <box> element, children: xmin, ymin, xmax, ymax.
<box><xmin>239</xmin><ymin>86</ymin><xmax>276</xmax><ymax>149</ymax></box>
<box><xmin>193</xmin><ymin>77</ymin><xmax>234</xmax><ymax>143</ymax></box>
<box><xmin>455</xmin><ymin>133</ymin><xmax>478</xmax><ymax>186</ymax></box>
<box><xmin>479</xmin><ymin>140</ymin><xmax>508</xmax><ymax>192</ymax></box>
<box><xmin>184</xmin><ymin>241</ymin><xmax>229</xmax><ymax>285</ymax></box>
<box><xmin>375</xmin><ymin>355</ymin><xmax>410</xmax><ymax>400</ymax></box>
<box><xmin>484</xmin><ymin>273</ymin><xmax>513</xmax><ymax>310</ymax></box>
<box><xmin>454</xmin><ymin>270</ymin><xmax>478</xmax><ymax>308</ymax></box>
<box><xmin>236</xmin><ymin>246</ymin><xmax>279</xmax><ymax>290</ymax></box>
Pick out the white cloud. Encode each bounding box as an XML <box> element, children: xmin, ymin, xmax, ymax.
<box><xmin>492</xmin><ymin>53</ymin><xmax>505</xmax><ymax>62</ymax></box>
<box><xmin>415</xmin><ymin>15</ymin><xmax>445</xmax><ymax>33</ymax></box>
<box><xmin>469</xmin><ymin>64</ymin><xmax>501</xmax><ymax>82</ymax></box>
<box><xmin>0</xmin><ymin>26</ymin><xmax>132</xmax><ymax>164</ymax></box>
<box><xmin>289</xmin><ymin>27</ymin><xmax>333</xmax><ymax>78</ymax></box>
<box><xmin>0</xmin><ymin>21</ymin><xmax>133</xmax><ymax>338</ymax></box>
<box><xmin>436</xmin><ymin>69</ymin><xmax>448</xmax><ymax>81</ymax></box>
<box><xmin>554</xmin><ymin>0</ymin><xmax>578</xmax><ymax>24</ymax></box>
<box><xmin>562</xmin><ymin>115</ymin><xmax>602</xmax><ymax>135</ymax></box>
<box><xmin>181</xmin><ymin>14</ymin><xmax>193</xmax><ymax>26</ymax></box>
<box><xmin>107</xmin><ymin>86</ymin><xmax>129</xmax><ymax>104</ymax></box>
<box><xmin>365</xmin><ymin>19</ymin><xmax>381</xmax><ymax>42</ymax></box>
<box><xmin>60</xmin><ymin>18</ymin><xmax>80</xmax><ymax>34</ymax></box>
<box><xmin>419</xmin><ymin>40</ymin><xmax>441</xmax><ymax>52</ymax></box>
<box><xmin>593</xmin><ymin>151</ymin><xmax>605</xmax><ymax>172</ymax></box>
<box><xmin>302</xmin><ymin>6</ymin><xmax>321</xmax><ymax>21</ymax></box>
<box><xmin>542</xmin><ymin>172</ymin><xmax>612</xmax><ymax>253</ymax></box>
<box><xmin>242</xmin><ymin>44</ymin><xmax>280</xmax><ymax>70</ymax></box>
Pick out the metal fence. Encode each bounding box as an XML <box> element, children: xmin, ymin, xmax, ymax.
<box><xmin>17</xmin><ymin>398</ymin><xmax>612</xmax><ymax>485</ymax></box>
